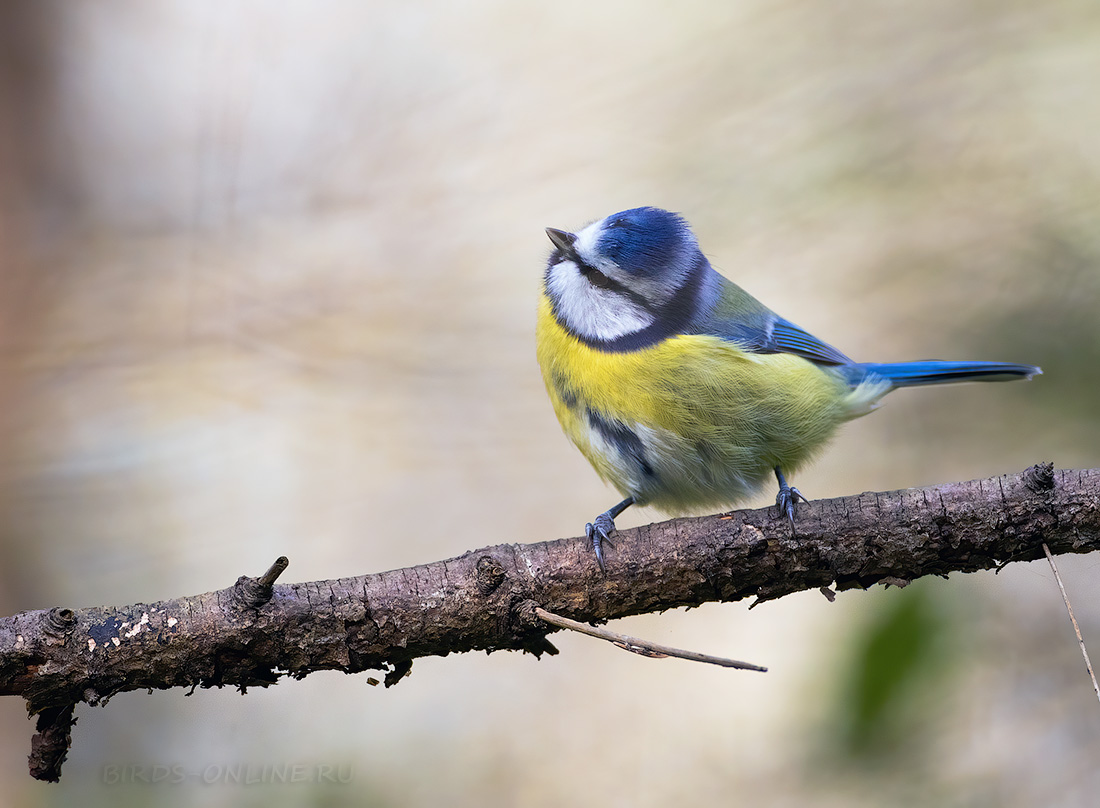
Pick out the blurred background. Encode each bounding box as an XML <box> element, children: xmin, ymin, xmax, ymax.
<box><xmin>1</xmin><ymin>1</ymin><xmax>1098</xmax><ymax>805</ymax></box>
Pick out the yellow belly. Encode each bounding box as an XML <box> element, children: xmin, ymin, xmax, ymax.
<box><xmin>536</xmin><ymin>294</ymin><xmax>885</xmax><ymax>512</ymax></box>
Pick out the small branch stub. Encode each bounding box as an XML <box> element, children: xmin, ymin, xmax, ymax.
<box><xmin>28</xmin><ymin>704</ymin><xmax>76</xmax><ymax>783</ymax></box>
<box><xmin>233</xmin><ymin>556</ymin><xmax>290</xmax><ymax>608</ymax></box>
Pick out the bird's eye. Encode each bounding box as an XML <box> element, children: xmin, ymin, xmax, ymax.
<box><xmin>579</xmin><ymin>262</ymin><xmax>614</xmax><ymax>289</ymax></box>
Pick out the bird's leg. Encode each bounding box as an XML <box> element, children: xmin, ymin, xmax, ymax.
<box><xmin>585</xmin><ymin>496</ymin><xmax>635</xmax><ymax>571</ymax></box>
<box><xmin>774</xmin><ymin>467</ymin><xmax>807</xmax><ymax>525</ymax></box>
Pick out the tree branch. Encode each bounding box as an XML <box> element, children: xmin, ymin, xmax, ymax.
<box><xmin>1</xmin><ymin>463</ymin><xmax>1096</xmax><ymax>781</ymax></box>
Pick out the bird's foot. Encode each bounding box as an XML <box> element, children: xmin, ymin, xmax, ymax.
<box><xmin>774</xmin><ymin>467</ymin><xmax>808</xmax><ymax>526</ymax></box>
<box><xmin>583</xmin><ymin>496</ymin><xmax>635</xmax><ymax>571</ymax></box>
<box><xmin>585</xmin><ymin>513</ymin><xmax>617</xmax><ymax>572</ymax></box>
<box><xmin>775</xmin><ymin>486</ymin><xmax>808</xmax><ymax>525</ymax></box>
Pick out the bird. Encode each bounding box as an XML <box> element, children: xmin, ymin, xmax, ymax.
<box><xmin>536</xmin><ymin>206</ymin><xmax>1040</xmax><ymax>570</ymax></box>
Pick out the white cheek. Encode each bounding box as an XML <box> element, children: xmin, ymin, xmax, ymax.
<box><xmin>546</xmin><ymin>261</ymin><xmax>652</xmax><ymax>341</ymax></box>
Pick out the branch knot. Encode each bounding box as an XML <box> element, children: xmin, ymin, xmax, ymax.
<box><xmin>475</xmin><ymin>556</ymin><xmax>506</xmax><ymax>594</ymax></box>
<box><xmin>232</xmin><ymin>556</ymin><xmax>290</xmax><ymax>608</ymax></box>
<box><xmin>1024</xmin><ymin>462</ymin><xmax>1055</xmax><ymax>493</ymax></box>
<box><xmin>43</xmin><ymin>608</ymin><xmax>76</xmax><ymax>640</ymax></box>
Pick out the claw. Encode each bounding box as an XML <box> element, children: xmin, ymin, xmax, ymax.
<box><xmin>775</xmin><ymin>486</ymin><xmax>807</xmax><ymax>525</ymax></box>
<box><xmin>774</xmin><ymin>467</ymin><xmax>808</xmax><ymax>526</ymax></box>
<box><xmin>582</xmin><ymin>496</ymin><xmax>635</xmax><ymax>571</ymax></box>
<box><xmin>585</xmin><ymin>515</ymin><xmax>616</xmax><ymax>571</ymax></box>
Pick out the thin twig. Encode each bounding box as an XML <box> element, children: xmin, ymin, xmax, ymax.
<box><xmin>533</xmin><ymin>606</ymin><xmax>767</xmax><ymax>672</ymax></box>
<box><xmin>1042</xmin><ymin>543</ymin><xmax>1100</xmax><ymax>707</ymax></box>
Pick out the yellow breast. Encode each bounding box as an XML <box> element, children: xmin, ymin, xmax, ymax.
<box><xmin>536</xmin><ymin>293</ymin><xmax>881</xmax><ymax>512</ymax></box>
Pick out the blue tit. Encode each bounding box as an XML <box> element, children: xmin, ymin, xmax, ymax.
<box><xmin>536</xmin><ymin>206</ymin><xmax>1040</xmax><ymax>569</ymax></box>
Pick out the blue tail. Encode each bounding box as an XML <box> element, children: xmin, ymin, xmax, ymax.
<box><xmin>846</xmin><ymin>360</ymin><xmax>1041</xmax><ymax>388</ymax></box>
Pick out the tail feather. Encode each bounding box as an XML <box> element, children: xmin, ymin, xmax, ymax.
<box><xmin>847</xmin><ymin>360</ymin><xmax>1041</xmax><ymax>388</ymax></box>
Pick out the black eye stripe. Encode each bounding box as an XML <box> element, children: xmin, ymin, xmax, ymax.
<box><xmin>548</xmin><ymin>244</ymin><xmax>616</xmax><ymax>291</ymax></box>
<box><xmin>577</xmin><ymin>261</ymin><xmax>614</xmax><ymax>289</ymax></box>
<box><xmin>573</xmin><ymin>258</ymin><xmax>657</xmax><ymax>312</ymax></box>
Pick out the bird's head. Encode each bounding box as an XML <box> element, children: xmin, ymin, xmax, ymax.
<box><xmin>544</xmin><ymin>207</ymin><xmax>707</xmax><ymax>348</ymax></box>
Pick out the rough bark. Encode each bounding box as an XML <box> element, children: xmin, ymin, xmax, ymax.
<box><xmin>2</xmin><ymin>463</ymin><xmax>1096</xmax><ymax>781</ymax></box>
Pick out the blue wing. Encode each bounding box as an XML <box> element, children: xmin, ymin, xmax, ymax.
<box><xmin>766</xmin><ymin>317</ymin><xmax>853</xmax><ymax>365</ymax></box>
<box><xmin>691</xmin><ymin>277</ymin><xmax>853</xmax><ymax>365</ymax></box>
<box><xmin>690</xmin><ymin>273</ymin><xmax>1039</xmax><ymax>382</ymax></box>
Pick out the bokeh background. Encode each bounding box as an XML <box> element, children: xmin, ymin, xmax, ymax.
<box><xmin>1</xmin><ymin>1</ymin><xmax>1099</xmax><ymax>806</ymax></box>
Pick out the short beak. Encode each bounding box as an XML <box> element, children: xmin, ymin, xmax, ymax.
<box><xmin>545</xmin><ymin>227</ymin><xmax>577</xmax><ymax>255</ymax></box>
